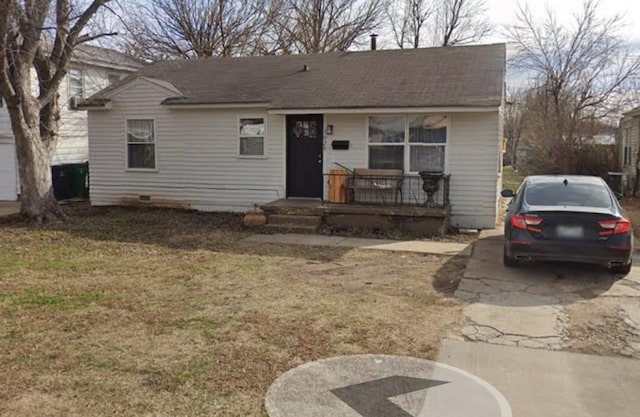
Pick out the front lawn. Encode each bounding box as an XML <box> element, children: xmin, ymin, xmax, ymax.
<box><xmin>502</xmin><ymin>165</ymin><xmax>526</xmax><ymax>192</ymax></box>
<box><xmin>0</xmin><ymin>204</ymin><xmax>464</xmax><ymax>417</ymax></box>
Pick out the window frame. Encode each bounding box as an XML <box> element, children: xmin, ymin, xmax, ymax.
<box><xmin>125</xmin><ymin>118</ymin><xmax>158</xmax><ymax>171</ymax></box>
<box><xmin>237</xmin><ymin>115</ymin><xmax>268</xmax><ymax>159</ymax></box>
<box><xmin>68</xmin><ymin>68</ymin><xmax>84</xmax><ymax>99</ymax></box>
<box><xmin>623</xmin><ymin>128</ymin><xmax>632</xmax><ymax>167</ymax></box>
<box><xmin>367</xmin><ymin>114</ymin><xmax>449</xmax><ymax>174</ymax></box>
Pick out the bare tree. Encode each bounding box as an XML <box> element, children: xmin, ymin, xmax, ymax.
<box><xmin>503</xmin><ymin>90</ymin><xmax>527</xmax><ymax>168</ymax></box>
<box><xmin>282</xmin><ymin>0</ymin><xmax>383</xmax><ymax>53</ymax></box>
<box><xmin>434</xmin><ymin>0</ymin><xmax>490</xmax><ymax>46</ymax></box>
<box><xmin>0</xmin><ymin>0</ymin><xmax>113</xmax><ymax>220</ymax></box>
<box><xmin>122</xmin><ymin>0</ymin><xmax>275</xmax><ymax>60</ymax></box>
<box><xmin>508</xmin><ymin>0</ymin><xmax>640</xmax><ymax>175</ymax></box>
<box><xmin>386</xmin><ymin>0</ymin><xmax>489</xmax><ymax>48</ymax></box>
<box><xmin>387</xmin><ymin>0</ymin><xmax>433</xmax><ymax>48</ymax></box>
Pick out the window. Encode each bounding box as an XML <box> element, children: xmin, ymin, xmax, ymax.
<box><xmin>239</xmin><ymin>117</ymin><xmax>265</xmax><ymax>156</ymax></box>
<box><xmin>108</xmin><ymin>73</ymin><xmax>120</xmax><ymax>86</ymax></box>
<box><xmin>368</xmin><ymin>115</ymin><xmax>447</xmax><ymax>172</ymax></box>
<box><xmin>623</xmin><ymin>128</ymin><xmax>632</xmax><ymax>167</ymax></box>
<box><xmin>525</xmin><ymin>182</ymin><xmax>612</xmax><ymax>208</ymax></box>
<box><xmin>127</xmin><ymin>119</ymin><xmax>155</xmax><ymax>169</ymax></box>
<box><xmin>68</xmin><ymin>69</ymin><xmax>84</xmax><ymax>98</ymax></box>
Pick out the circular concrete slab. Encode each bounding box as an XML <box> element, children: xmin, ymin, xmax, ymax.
<box><xmin>265</xmin><ymin>355</ymin><xmax>511</xmax><ymax>417</ymax></box>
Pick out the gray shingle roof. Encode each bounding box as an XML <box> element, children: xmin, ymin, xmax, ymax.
<box><xmin>98</xmin><ymin>43</ymin><xmax>505</xmax><ymax>109</ymax></box>
<box><xmin>71</xmin><ymin>44</ymin><xmax>145</xmax><ymax>71</ymax></box>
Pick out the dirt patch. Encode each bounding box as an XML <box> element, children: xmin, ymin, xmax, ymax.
<box><xmin>317</xmin><ymin>223</ymin><xmax>477</xmax><ymax>243</ymax></box>
<box><xmin>622</xmin><ymin>197</ymin><xmax>640</xmax><ymax>236</ymax></box>
<box><xmin>566</xmin><ymin>300</ymin><xmax>638</xmax><ymax>358</ymax></box>
<box><xmin>0</xmin><ymin>203</ymin><xmax>464</xmax><ymax>417</ymax></box>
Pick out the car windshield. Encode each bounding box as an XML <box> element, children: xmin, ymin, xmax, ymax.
<box><xmin>524</xmin><ymin>181</ymin><xmax>612</xmax><ymax>208</ymax></box>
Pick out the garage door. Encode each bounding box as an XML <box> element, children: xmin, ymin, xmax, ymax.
<box><xmin>0</xmin><ymin>143</ymin><xmax>18</xmax><ymax>200</ymax></box>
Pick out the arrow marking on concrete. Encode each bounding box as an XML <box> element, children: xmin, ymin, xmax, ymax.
<box><xmin>330</xmin><ymin>375</ymin><xmax>449</xmax><ymax>417</ymax></box>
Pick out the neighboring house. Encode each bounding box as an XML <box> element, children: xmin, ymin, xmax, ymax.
<box><xmin>80</xmin><ymin>44</ymin><xmax>506</xmax><ymax>230</ymax></box>
<box><xmin>0</xmin><ymin>44</ymin><xmax>143</xmax><ymax>201</ymax></box>
<box><xmin>619</xmin><ymin>106</ymin><xmax>640</xmax><ymax>191</ymax></box>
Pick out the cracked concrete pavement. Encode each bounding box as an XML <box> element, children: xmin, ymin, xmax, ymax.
<box><xmin>454</xmin><ymin>229</ymin><xmax>640</xmax><ymax>357</ymax></box>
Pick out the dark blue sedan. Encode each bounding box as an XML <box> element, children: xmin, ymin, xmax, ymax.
<box><xmin>502</xmin><ymin>175</ymin><xmax>633</xmax><ymax>274</ymax></box>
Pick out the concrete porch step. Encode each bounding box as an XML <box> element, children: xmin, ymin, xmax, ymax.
<box><xmin>268</xmin><ymin>214</ymin><xmax>322</xmax><ymax>227</ymax></box>
<box><xmin>263</xmin><ymin>223</ymin><xmax>319</xmax><ymax>234</ymax></box>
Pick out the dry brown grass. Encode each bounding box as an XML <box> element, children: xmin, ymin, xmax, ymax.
<box><xmin>0</xmin><ymin>204</ymin><xmax>463</xmax><ymax>417</ymax></box>
<box><xmin>622</xmin><ymin>197</ymin><xmax>640</xmax><ymax>236</ymax></box>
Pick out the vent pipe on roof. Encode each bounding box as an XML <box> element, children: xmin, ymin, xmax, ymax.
<box><xmin>370</xmin><ymin>33</ymin><xmax>378</xmax><ymax>50</ymax></box>
<box><xmin>302</xmin><ymin>64</ymin><xmax>309</xmax><ymax>71</ymax></box>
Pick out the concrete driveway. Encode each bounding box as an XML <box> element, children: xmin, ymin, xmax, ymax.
<box><xmin>440</xmin><ymin>229</ymin><xmax>640</xmax><ymax>416</ymax></box>
<box><xmin>455</xmin><ymin>229</ymin><xmax>640</xmax><ymax>357</ymax></box>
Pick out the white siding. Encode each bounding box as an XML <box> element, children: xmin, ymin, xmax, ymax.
<box><xmin>0</xmin><ymin>143</ymin><xmax>18</xmax><ymax>200</ymax></box>
<box><xmin>323</xmin><ymin>112</ymin><xmax>500</xmax><ymax>228</ymax></box>
<box><xmin>0</xmin><ymin>99</ymin><xmax>11</xmax><ymax>137</ymax></box>
<box><xmin>54</xmin><ymin>66</ymin><xmax>131</xmax><ymax>165</ymax></box>
<box><xmin>324</xmin><ymin>114</ymin><xmax>367</xmax><ymax>170</ymax></box>
<box><xmin>448</xmin><ymin>112</ymin><xmax>501</xmax><ymax>229</ymax></box>
<box><xmin>89</xmin><ymin>79</ymin><xmax>285</xmax><ymax>211</ymax></box>
<box><xmin>0</xmin><ymin>66</ymin><xmax>132</xmax><ymax>166</ymax></box>
<box><xmin>620</xmin><ymin>115</ymin><xmax>640</xmax><ymax>187</ymax></box>
<box><xmin>90</xmin><ymin>87</ymin><xmax>501</xmax><ymax>227</ymax></box>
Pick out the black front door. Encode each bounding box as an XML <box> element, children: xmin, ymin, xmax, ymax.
<box><xmin>286</xmin><ymin>114</ymin><xmax>323</xmax><ymax>198</ymax></box>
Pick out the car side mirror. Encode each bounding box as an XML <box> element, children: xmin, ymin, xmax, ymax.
<box><xmin>501</xmin><ymin>189</ymin><xmax>515</xmax><ymax>198</ymax></box>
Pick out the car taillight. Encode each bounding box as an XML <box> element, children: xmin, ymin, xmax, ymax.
<box><xmin>511</xmin><ymin>214</ymin><xmax>543</xmax><ymax>232</ymax></box>
<box><xmin>598</xmin><ymin>219</ymin><xmax>632</xmax><ymax>236</ymax></box>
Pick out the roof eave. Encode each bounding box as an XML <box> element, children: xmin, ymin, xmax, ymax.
<box><xmin>268</xmin><ymin>105</ymin><xmax>501</xmax><ymax>114</ymax></box>
<box><xmin>161</xmin><ymin>100</ymin><xmax>270</xmax><ymax>109</ymax></box>
<box><xmin>76</xmin><ymin>99</ymin><xmax>112</xmax><ymax>111</ymax></box>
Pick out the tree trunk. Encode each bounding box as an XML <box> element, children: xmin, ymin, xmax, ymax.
<box><xmin>14</xmin><ymin>128</ymin><xmax>62</xmax><ymax>220</ymax></box>
<box><xmin>7</xmin><ymin>100</ymin><xmax>66</xmax><ymax>222</ymax></box>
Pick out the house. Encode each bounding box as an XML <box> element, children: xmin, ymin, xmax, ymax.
<box><xmin>79</xmin><ymin>44</ymin><xmax>506</xmax><ymax>231</ymax></box>
<box><xmin>618</xmin><ymin>106</ymin><xmax>640</xmax><ymax>192</ymax></box>
<box><xmin>0</xmin><ymin>44</ymin><xmax>143</xmax><ymax>201</ymax></box>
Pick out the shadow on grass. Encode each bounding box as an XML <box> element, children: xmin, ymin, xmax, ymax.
<box><xmin>0</xmin><ymin>202</ymin><xmax>351</xmax><ymax>262</ymax></box>
<box><xmin>432</xmin><ymin>234</ymin><xmax>621</xmax><ymax>306</ymax></box>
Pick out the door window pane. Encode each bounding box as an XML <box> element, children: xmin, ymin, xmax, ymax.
<box><xmin>410</xmin><ymin>146</ymin><xmax>444</xmax><ymax>172</ymax></box>
<box><xmin>369</xmin><ymin>146</ymin><xmax>404</xmax><ymax>169</ymax></box>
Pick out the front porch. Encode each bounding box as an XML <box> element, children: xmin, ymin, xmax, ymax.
<box><xmin>261</xmin><ymin>198</ymin><xmax>451</xmax><ymax>237</ymax></box>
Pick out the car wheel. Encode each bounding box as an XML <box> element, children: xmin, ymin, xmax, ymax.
<box><xmin>503</xmin><ymin>245</ymin><xmax>519</xmax><ymax>267</ymax></box>
<box><xmin>609</xmin><ymin>261</ymin><xmax>632</xmax><ymax>275</ymax></box>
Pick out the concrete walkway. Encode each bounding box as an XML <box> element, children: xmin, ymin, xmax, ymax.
<box><xmin>0</xmin><ymin>201</ymin><xmax>19</xmax><ymax>217</ymax></box>
<box><xmin>245</xmin><ymin>233</ymin><xmax>472</xmax><ymax>256</ymax></box>
<box><xmin>439</xmin><ymin>339</ymin><xmax>640</xmax><ymax>417</ymax></box>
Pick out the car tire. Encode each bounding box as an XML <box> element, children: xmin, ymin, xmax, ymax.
<box><xmin>609</xmin><ymin>261</ymin><xmax>632</xmax><ymax>275</ymax></box>
<box><xmin>503</xmin><ymin>245</ymin><xmax>520</xmax><ymax>267</ymax></box>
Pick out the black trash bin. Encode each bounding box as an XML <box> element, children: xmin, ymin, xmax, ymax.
<box><xmin>52</xmin><ymin>165</ymin><xmax>72</xmax><ymax>200</ymax></box>
<box><xmin>69</xmin><ymin>163</ymin><xmax>89</xmax><ymax>198</ymax></box>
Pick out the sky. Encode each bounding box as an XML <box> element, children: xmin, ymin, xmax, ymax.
<box><xmin>484</xmin><ymin>0</ymin><xmax>640</xmax><ymax>45</ymax></box>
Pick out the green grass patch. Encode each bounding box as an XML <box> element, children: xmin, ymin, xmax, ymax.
<box><xmin>0</xmin><ymin>288</ymin><xmax>104</xmax><ymax>310</ymax></box>
<box><xmin>502</xmin><ymin>165</ymin><xmax>526</xmax><ymax>191</ymax></box>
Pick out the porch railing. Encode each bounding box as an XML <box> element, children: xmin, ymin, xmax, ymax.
<box><xmin>323</xmin><ymin>171</ymin><xmax>451</xmax><ymax>209</ymax></box>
